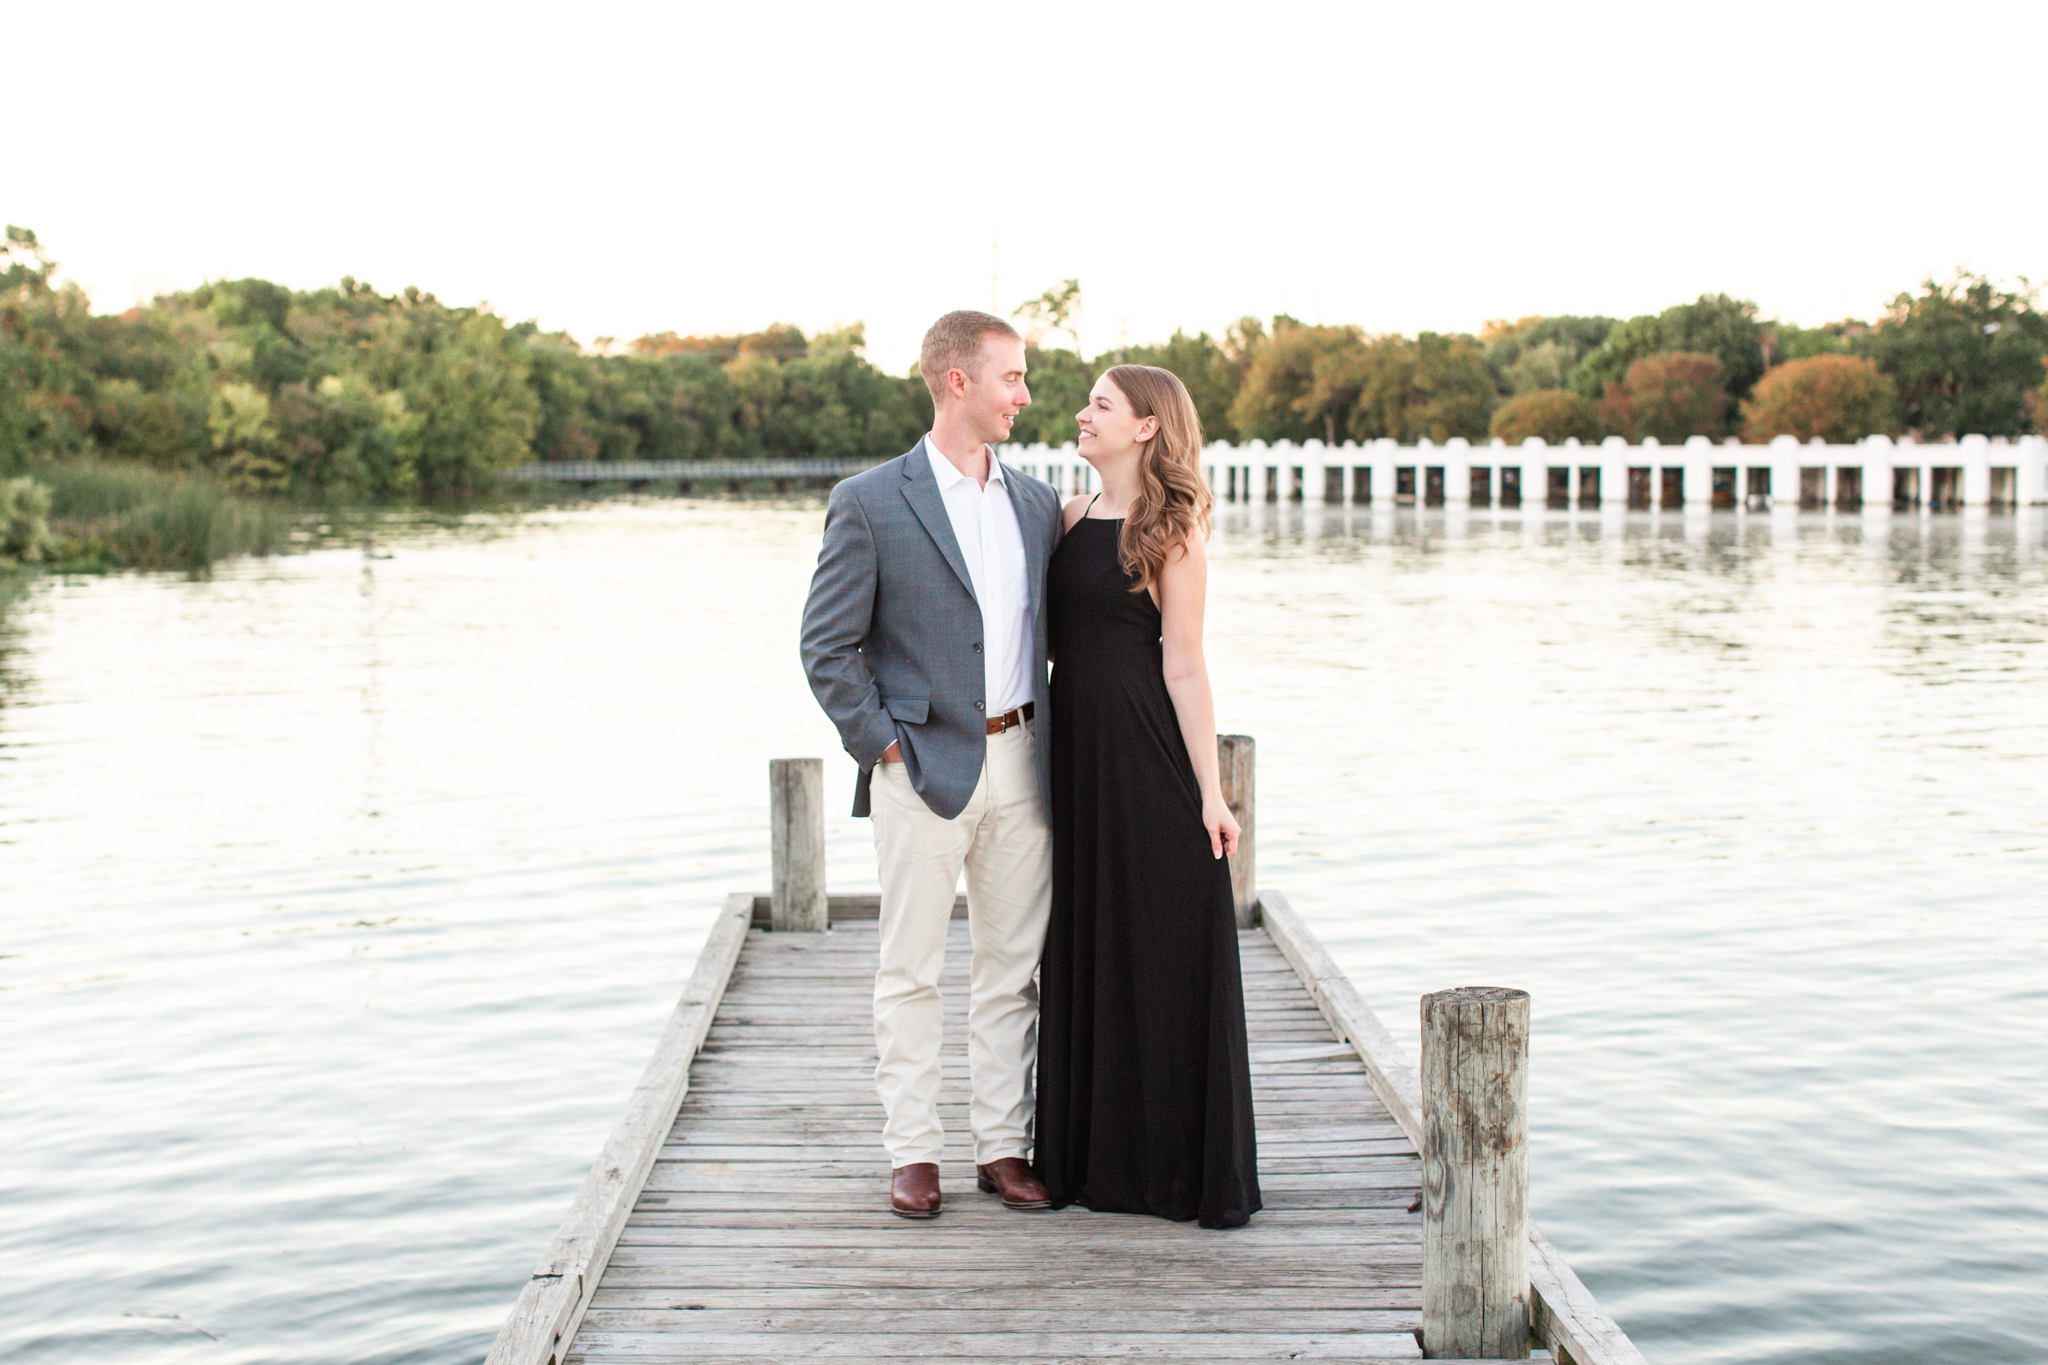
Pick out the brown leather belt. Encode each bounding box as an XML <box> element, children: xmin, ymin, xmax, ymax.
<box><xmin>986</xmin><ymin>701</ymin><xmax>1034</xmax><ymax>735</ymax></box>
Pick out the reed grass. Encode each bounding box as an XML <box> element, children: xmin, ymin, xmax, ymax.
<box><xmin>36</xmin><ymin>462</ymin><xmax>296</xmax><ymax>573</ymax></box>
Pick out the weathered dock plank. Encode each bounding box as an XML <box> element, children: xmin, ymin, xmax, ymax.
<box><xmin>551</xmin><ymin>917</ymin><xmax>1430</xmax><ymax>1364</ymax></box>
<box><xmin>491</xmin><ymin>892</ymin><xmax>1642</xmax><ymax>1364</ymax></box>
<box><xmin>569</xmin><ymin>1328</ymin><xmax>1430</xmax><ymax>1357</ymax></box>
<box><xmin>484</xmin><ymin>893</ymin><xmax>754</xmax><ymax>1365</ymax></box>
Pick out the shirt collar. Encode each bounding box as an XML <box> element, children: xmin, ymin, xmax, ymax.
<box><xmin>925</xmin><ymin>434</ymin><xmax>1004</xmax><ymax>490</ymax></box>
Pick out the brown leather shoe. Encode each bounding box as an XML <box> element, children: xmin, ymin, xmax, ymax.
<box><xmin>890</xmin><ymin>1162</ymin><xmax>941</xmax><ymax>1219</ymax></box>
<box><xmin>976</xmin><ymin>1157</ymin><xmax>1051</xmax><ymax>1210</ymax></box>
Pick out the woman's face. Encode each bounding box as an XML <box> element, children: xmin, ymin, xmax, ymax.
<box><xmin>1075</xmin><ymin>376</ymin><xmax>1158</xmax><ymax>467</ymax></box>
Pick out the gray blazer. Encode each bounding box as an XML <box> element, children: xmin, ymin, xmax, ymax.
<box><xmin>800</xmin><ymin>440</ymin><xmax>1062</xmax><ymax>821</ymax></box>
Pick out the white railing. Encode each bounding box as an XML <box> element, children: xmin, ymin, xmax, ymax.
<box><xmin>1009</xmin><ymin>434</ymin><xmax>2048</xmax><ymax>510</ymax></box>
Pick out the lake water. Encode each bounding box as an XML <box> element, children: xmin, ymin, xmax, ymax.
<box><xmin>3</xmin><ymin>498</ymin><xmax>2044</xmax><ymax>1365</ymax></box>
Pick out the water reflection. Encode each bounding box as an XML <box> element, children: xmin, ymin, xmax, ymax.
<box><xmin>1235</xmin><ymin>500</ymin><xmax>2042</xmax><ymax>571</ymax></box>
<box><xmin>0</xmin><ymin>573</ymin><xmax>29</xmax><ymax>702</ymax></box>
<box><xmin>1228</xmin><ymin>504</ymin><xmax>2048</xmax><ymax>674</ymax></box>
<box><xmin>1202</xmin><ymin>503</ymin><xmax>2048</xmax><ymax>1364</ymax></box>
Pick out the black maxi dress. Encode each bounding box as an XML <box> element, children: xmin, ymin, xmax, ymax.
<box><xmin>1033</xmin><ymin>515</ymin><xmax>1262</xmax><ymax>1229</ymax></box>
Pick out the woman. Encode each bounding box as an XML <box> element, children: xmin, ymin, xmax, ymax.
<box><xmin>1031</xmin><ymin>365</ymin><xmax>1261</xmax><ymax>1230</ymax></box>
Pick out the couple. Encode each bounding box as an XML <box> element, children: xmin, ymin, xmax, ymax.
<box><xmin>800</xmin><ymin>310</ymin><xmax>1260</xmax><ymax>1231</ymax></box>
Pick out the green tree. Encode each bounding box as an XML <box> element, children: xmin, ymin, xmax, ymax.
<box><xmin>1854</xmin><ymin>273</ymin><xmax>2048</xmax><ymax>437</ymax></box>
<box><xmin>92</xmin><ymin>378</ymin><xmax>207</xmax><ymax>469</ymax></box>
<box><xmin>1500</xmin><ymin>341</ymin><xmax>1575</xmax><ymax>395</ymax></box>
<box><xmin>1661</xmin><ymin>294</ymin><xmax>1765</xmax><ymax>404</ymax></box>
<box><xmin>207</xmin><ymin>381</ymin><xmax>285</xmax><ymax>491</ymax></box>
<box><xmin>1015</xmin><ymin>279</ymin><xmax>1083</xmax><ymax>357</ymax></box>
<box><xmin>1117</xmin><ymin>330</ymin><xmax>1241</xmax><ymax>442</ymax></box>
<box><xmin>1008</xmin><ymin>345</ymin><xmax>1091</xmax><ymax>447</ymax></box>
<box><xmin>776</xmin><ymin>343</ymin><xmax>928</xmax><ymax>460</ymax></box>
<box><xmin>1740</xmin><ymin>355</ymin><xmax>1901</xmax><ymax>443</ymax></box>
<box><xmin>1484</xmin><ymin>316</ymin><xmax>1616</xmax><ymax>394</ymax></box>
<box><xmin>1</xmin><ymin>226</ymin><xmax>54</xmax><ymax>295</ymax></box>
<box><xmin>1489</xmin><ymin>389</ymin><xmax>1605</xmax><ymax>444</ymax></box>
<box><xmin>1351</xmin><ymin>332</ymin><xmax>1495</xmax><ymax>442</ymax></box>
<box><xmin>523</xmin><ymin>330</ymin><xmax>601</xmax><ymax>462</ymax></box>
<box><xmin>403</xmin><ymin>312</ymin><xmax>539</xmax><ymax>493</ymax></box>
<box><xmin>582</xmin><ymin>351</ymin><xmax>740</xmax><ymax>462</ymax></box>
<box><xmin>1303</xmin><ymin>330</ymin><xmax>1375</xmax><ymax>445</ymax></box>
<box><xmin>1568</xmin><ymin>314</ymin><xmax>1664</xmax><ymax>400</ymax></box>
<box><xmin>806</xmin><ymin>323</ymin><xmax>867</xmax><ymax>356</ymax></box>
<box><xmin>724</xmin><ymin>350</ymin><xmax>786</xmax><ymax>451</ymax></box>
<box><xmin>1228</xmin><ymin>319</ymin><xmax>1370</xmax><ymax>445</ymax></box>
<box><xmin>0</xmin><ymin>226</ymin><xmax>98</xmax><ymax>471</ymax></box>
<box><xmin>629</xmin><ymin>324</ymin><xmax>808</xmax><ymax>360</ymax></box>
<box><xmin>256</xmin><ymin>376</ymin><xmax>414</xmax><ymax>494</ymax></box>
<box><xmin>1765</xmin><ymin>322</ymin><xmax>1860</xmax><ymax>366</ymax></box>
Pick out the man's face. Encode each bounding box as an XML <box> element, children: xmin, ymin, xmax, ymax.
<box><xmin>950</xmin><ymin>335</ymin><xmax>1030</xmax><ymax>444</ymax></box>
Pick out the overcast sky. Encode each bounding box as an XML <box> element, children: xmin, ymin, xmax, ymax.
<box><xmin>13</xmin><ymin>0</ymin><xmax>2046</xmax><ymax>373</ymax></box>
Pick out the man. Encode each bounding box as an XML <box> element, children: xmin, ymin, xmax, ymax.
<box><xmin>800</xmin><ymin>311</ymin><xmax>1062</xmax><ymax>1218</ymax></box>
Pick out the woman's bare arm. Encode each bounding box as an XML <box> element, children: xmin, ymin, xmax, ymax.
<box><xmin>1157</xmin><ymin>533</ymin><xmax>1239</xmax><ymax>860</ymax></box>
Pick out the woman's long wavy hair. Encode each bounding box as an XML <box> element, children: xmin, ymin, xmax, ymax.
<box><xmin>1103</xmin><ymin>364</ymin><xmax>1212</xmax><ymax>594</ymax></box>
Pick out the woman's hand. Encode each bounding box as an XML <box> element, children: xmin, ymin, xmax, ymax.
<box><xmin>1202</xmin><ymin>791</ymin><xmax>1241</xmax><ymax>861</ymax></box>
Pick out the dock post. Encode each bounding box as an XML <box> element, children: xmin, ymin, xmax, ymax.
<box><xmin>1420</xmin><ymin>986</ymin><xmax>1531</xmax><ymax>1359</ymax></box>
<box><xmin>1217</xmin><ymin>735</ymin><xmax>1256</xmax><ymax>928</ymax></box>
<box><xmin>768</xmin><ymin>758</ymin><xmax>828</xmax><ymax>932</ymax></box>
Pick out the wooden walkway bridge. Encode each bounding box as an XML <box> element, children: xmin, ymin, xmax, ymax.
<box><xmin>504</xmin><ymin>459</ymin><xmax>880</xmax><ymax>487</ymax></box>
<box><xmin>487</xmin><ymin>758</ymin><xmax>1645</xmax><ymax>1364</ymax></box>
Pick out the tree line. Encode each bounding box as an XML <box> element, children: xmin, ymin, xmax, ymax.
<box><xmin>7</xmin><ymin>224</ymin><xmax>2048</xmax><ymax>507</ymax></box>
<box><xmin>0</xmin><ymin>227</ymin><xmax>935</xmax><ymax>498</ymax></box>
<box><xmin>1023</xmin><ymin>282</ymin><xmax>2048</xmax><ymax>454</ymax></box>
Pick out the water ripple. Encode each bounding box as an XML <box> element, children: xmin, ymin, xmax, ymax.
<box><xmin>2</xmin><ymin>500</ymin><xmax>2043</xmax><ymax>1363</ymax></box>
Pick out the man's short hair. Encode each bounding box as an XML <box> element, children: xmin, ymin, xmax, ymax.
<box><xmin>919</xmin><ymin>311</ymin><xmax>1022</xmax><ymax>402</ymax></box>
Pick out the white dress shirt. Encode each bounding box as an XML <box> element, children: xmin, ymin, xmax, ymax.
<box><xmin>923</xmin><ymin>435</ymin><xmax>1034</xmax><ymax>715</ymax></box>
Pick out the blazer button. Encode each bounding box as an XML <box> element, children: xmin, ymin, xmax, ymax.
<box><xmin>974</xmin><ymin>701</ymin><xmax>985</xmax><ymax>710</ymax></box>
<box><xmin>973</xmin><ymin>642</ymin><xmax>982</xmax><ymax>652</ymax></box>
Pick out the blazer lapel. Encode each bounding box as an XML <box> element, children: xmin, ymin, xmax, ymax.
<box><xmin>901</xmin><ymin>440</ymin><xmax>977</xmax><ymax>603</ymax></box>
<box><xmin>1002</xmin><ymin>455</ymin><xmax>1050</xmax><ymax>616</ymax></box>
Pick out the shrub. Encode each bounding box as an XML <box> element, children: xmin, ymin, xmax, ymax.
<box><xmin>1596</xmin><ymin>353</ymin><xmax>1727</xmax><ymax>442</ymax></box>
<box><xmin>1489</xmin><ymin>390</ymin><xmax>1604</xmax><ymax>444</ymax></box>
<box><xmin>0</xmin><ymin>477</ymin><xmax>57</xmax><ymax>565</ymax></box>
<box><xmin>1741</xmin><ymin>355</ymin><xmax>1901</xmax><ymax>442</ymax></box>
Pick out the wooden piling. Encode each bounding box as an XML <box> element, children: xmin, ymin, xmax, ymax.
<box><xmin>1217</xmin><ymin>735</ymin><xmax>1256</xmax><ymax>929</ymax></box>
<box><xmin>767</xmin><ymin>758</ymin><xmax>827</xmax><ymax>932</ymax></box>
<box><xmin>1420</xmin><ymin>986</ymin><xmax>1531</xmax><ymax>1359</ymax></box>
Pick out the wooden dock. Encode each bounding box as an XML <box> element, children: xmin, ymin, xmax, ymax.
<box><xmin>486</xmin><ymin>887</ymin><xmax>1644</xmax><ymax>1364</ymax></box>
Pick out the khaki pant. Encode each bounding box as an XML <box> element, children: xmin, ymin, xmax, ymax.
<box><xmin>868</xmin><ymin>722</ymin><xmax>1052</xmax><ymax>1167</ymax></box>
